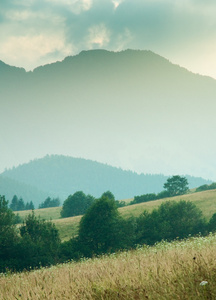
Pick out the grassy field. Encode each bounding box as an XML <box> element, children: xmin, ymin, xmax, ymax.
<box><xmin>1</xmin><ymin>233</ymin><xmax>216</xmax><ymax>299</ymax></box>
<box><xmin>17</xmin><ymin>189</ymin><xmax>216</xmax><ymax>241</ymax></box>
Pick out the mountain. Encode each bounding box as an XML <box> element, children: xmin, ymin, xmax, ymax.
<box><xmin>1</xmin><ymin>155</ymin><xmax>211</xmax><ymax>204</ymax></box>
<box><xmin>0</xmin><ymin>175</ymin><xmax>50</xmax><ymax>207</ymax></box>
<box><xmin>1</xmin><ymin>49</ymin><xmax>216</xmax><ymax>180</ymax></box>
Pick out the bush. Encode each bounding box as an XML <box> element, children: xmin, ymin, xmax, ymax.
<box><xmin>136</xmin><ymin>200</ymin><xmax>207</xmax><ymax>245</ymax></box>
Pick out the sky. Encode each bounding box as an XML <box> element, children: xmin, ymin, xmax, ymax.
<box><xmin>0</xmin><ymin>0</ymin><xmax>216</xmax><ymax>79</ymax></box>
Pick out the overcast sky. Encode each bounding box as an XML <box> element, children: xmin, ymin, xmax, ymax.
<box><xmin>1</xmin><ymin>0</ymin><xmax>216</xmax><ymax>78</ymax></box>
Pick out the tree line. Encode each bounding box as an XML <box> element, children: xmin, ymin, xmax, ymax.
<box><xmin>1</xmin><ymin>188</ymin><xmax>216</xmax><ymax>273</ymax></box>
<box><xmin>60</xmin><ymin>176</ymin><xmax>189</xmax><ymax>217</ymax></box>
<box><xmin>9</xmin><ymin>195</ymin><xmax>60</xmax><ymax>211</ymax></box>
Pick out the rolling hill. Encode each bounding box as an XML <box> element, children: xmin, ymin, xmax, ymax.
<box><xmin>1</xmin><ymin>49</ymin><xmax>216</xmax><ymax>180</ymax></box>
<box><xmin>0</xmin><ymin>155</ymin><xmax>210</xmax><ymax>206</ymax></box>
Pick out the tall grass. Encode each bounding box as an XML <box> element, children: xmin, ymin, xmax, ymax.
<box><xmin>1</xmin><ymin>234</ymin><xmax>216</xmax><ymax>299</ymax></box>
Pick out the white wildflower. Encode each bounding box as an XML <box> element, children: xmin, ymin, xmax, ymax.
<box><xmin>200</xmin><ymin>281</ymin><xmax>208</xmax><ymax>286</ymax></box>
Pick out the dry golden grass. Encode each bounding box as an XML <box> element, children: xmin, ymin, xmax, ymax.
<box><xmin>54</xmin><ymin>216</ymin><xmax>82</xmax><ymax>241</ymax></box>
<box><xmin>1</xmin><ymin>234</ymin><xmax>216</xmax><ymax>299</ymax></box>
<box><xmin>119</xmin><ymin>189</ymin><xmax>216</xmax><ymax>220</ymax></box>
<box><xmin>17</xmin><ymin>207</ymin><xmax>61</xmax><ymax>221</ymax></box>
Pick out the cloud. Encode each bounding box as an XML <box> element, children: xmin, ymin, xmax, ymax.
<box><xmin>0</xmin><ymin>34</ymin><xmax>72</xmax><ymax>69</ymax></box>
<box><xmin>45</xmin><ymin>0</ymin><xmax>92</xmax><ymax>14</ymax></box>
<box><xmin>86</xmin><ymin>23</ymin><xmax>110</xmax><ymax>48</ymax></box>
<box><xmin>0</xmin><ymin>0</ymin><xmax>216</xmax><ymax>77</ymax></box>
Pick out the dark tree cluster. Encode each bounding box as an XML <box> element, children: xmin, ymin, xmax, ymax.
<box><xmin>61</xmin><ymin>191</ymin><xmax>95</xmax><ymax>218</ymax></box>
<box><xmin>196</xmin><ymin>182</ymin><xmax>216</xmax><ymax>192</ymax></box>
<box><xmin>39</xmin><ymin>197</ymin><xmax>60</xmax><ymax>209</ymax></box>
<box><xmin>1</xmin><ymin>185</ymin><xmax>216</xmax><ymax>273</ymax></box>
<box><xmin>0</xmin><ymin>195</ymin><xmax>60</xmax><ymax>272</ymax></box>
<box><xmin>10</xmin><ymin>195</ymin><xmax>34</xmax><ymax>211</ymax></box>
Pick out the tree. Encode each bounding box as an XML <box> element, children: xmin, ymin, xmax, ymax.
<box><xmin>0</xmin><ymin>195</ymin><xmax>20</xmax><ymax>272</ymax></box>
<box><xmin>25</xmin><ymin>201</ymin><xmax>35</xmax><ymax>210</ymax></box>
<box><xmin>136</xmin><ymin>200</ymin><xmax>207</xmax><ymax>245</ymax></box>
<box><xmin>10</xmin><ymin>195</ymin><xmax>19</xmax><ymax>211</ymax></box>
<box><xmin>78</xmin><ymin>196</ymin><xmax>123</xmax><ymax>256</ymax></box>
<box><xmin>61</xmin><ymin>191</ymin><xmax>95</xmax><ymax>218</ymax></box>
<box><xmin>17</xmin><ymin>197</ymin><xmax>25</xmax><ymax>211</ymax></box>
<box><xmin>163</xmin><ymin>175</ymin><xmax>189</xmax><ymax>197</ymax></box>
<box><xmin>39</xmin><ymin>197</ymin><xmax>60</xmax><ymax>209</ymax></box>
<box><xmin>101</xmin><ymin>191</ymin><xmax>115</xmax><ymax>200</ymax></box>
<box><xmin>208</xmin><ymin>213</ymin><xmax>216</xmax><ymax>232</ymax></box>
<box><xmin>20</xmin><ymin>212</ymin><xmax>60</xmax><ymax>268</ymax></box>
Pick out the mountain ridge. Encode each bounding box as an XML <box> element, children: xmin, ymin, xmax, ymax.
<box><xmin>1</xmin><ymin>49</ymin><xmax>216</xmax><ymax>180</ymax></box>
<box><xmin>0</xmin><ymin>155</ymin><xmax>211</xmax><ymax>206</ymax></box>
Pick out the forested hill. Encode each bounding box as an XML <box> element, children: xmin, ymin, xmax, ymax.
<box><xmin>1</xmin><ymin>155</ymin><xmax>211</xmax><ymax>203</ymax></box>
<box><xmin>0</xmin><ymin>175</ymin><xmax>49</xmax><ymax>207</ymax></box>
<box><xmin>1</xmin><ymin>49</ymin><xmax>216</xmax><ymax>181</ymax></box>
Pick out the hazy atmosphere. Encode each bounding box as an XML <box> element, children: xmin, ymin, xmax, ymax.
<box><xmin>1</xmin><ymin>0</ymin><xmax>216</xmax><ymax>181</ymax></box>
<box><xmin>1</xmin><ymin>0</ymin><xmax>216</xmax><ymax>78</ymax></box>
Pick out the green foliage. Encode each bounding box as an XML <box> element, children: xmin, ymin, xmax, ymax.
<box><xmin>163</xmin><ymin>175</ymin><xmax>189</xmax><ymax>197</ymax></box>
<box><xmin>136</xmin><ymin>200</ymin><xmax>207</xmax><ymax>245</ymax></box>
<box><xmin>39</xmin><ymin>197</ymin><xmax>60</xmax><ymax>209</ymax></box>
<box><xmin>115</xmin><ymin>200</ymin><xmax>127</xmax><ymax>208</ymax></box>
<box><xmin>10</xmin><ymin>195</ymin><xmax>34</xmax><ymax>211</ymax></box>
<box><xmin>78</xmin><ymin>196</ymin><xmax>125</xmax><ymax>256</ymax></box>
<box><xmin>19</xmin><ymin>212</ymin><xmax>61</xmax><ymax>268</ymax></box>
<box><xmin>61</xmin><ymin>191</ymin><xmax>95</xmax><ymax>218</ymax></box>
<box><xmin>131</xmin><ymin>193</ymin><xmax>158</xmax><ymax>204</ymax></box>
<box><xmin>13</xmin><ymin>213</ymin><xmax>22</xmax><ymax>224</ymax></box>
<box><xmin>25</xmin><ymin>201</ymin><xmax>34</xmax><ymax>210</ymax></box>
<box><xmin>196</xmin><ymin>182</ymin><xmax>216</xmax><ymax>192</ymax></box>
<box><xmin>101</xmin><ymin>190</ymin><xmax>115</xmax><ymax>200</ymax></box>
<box><xmin>0</xmin><ymin>195</ymin><xmax>20</xmax><ymax>272</ymax></box>
<box><xmin>208</xmin><ymin>213</ymin><xmax>216</xmax><ymax>232</ymax></box>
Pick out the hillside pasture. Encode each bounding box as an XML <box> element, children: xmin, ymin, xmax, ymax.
<box><xmin>16</xmin><ymin>189</ymin><xmax>216</xmax><ymax>241</ymax></box>
<box><xmin>1</xmin><ymin>234</ymin><xmax>216</xmax><ymax>299</ymax></box>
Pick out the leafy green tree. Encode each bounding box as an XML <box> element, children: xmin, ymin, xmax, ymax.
<box><xmin>0</xmin><ymin>195</ymin><xmax>20</xmax><ymax>272</ymax></box>
<box><xmin>136</xmin><ymin>200</ymin><xmax>206</xmax><ymax>245</ymax></box>
<box><xmin>78</xmin><ymin>196</ymin><xmax>124</xmax><ymax>256</ymax></box>
<box><xmin>61</xmin><ymin>191</ymin><xmax>95</xmax><ymax>218</ymax></box>
<box><xmin>163</xmin><ymin>175</ymin><xmax>189</xmax><ymax>197</ymax></box>
<box><xmin>101</xmin><ymin>191</ymin><xmax>115</xmax><ymax>200</ymax></box>
<box><xmin>20</xmin><ymin>212</ymin><xmax>60</xmax><ymax>268</ymax></box>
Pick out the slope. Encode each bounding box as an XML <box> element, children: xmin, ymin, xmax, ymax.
<box><xmin>0</xmin><ymin>49</ymin><xmax>216</xmax><ymax>179</ymax></box>
<box><xmin>1</xmin><ymin>155</ymin><xmax>210</xmax><ymax>202</ymax></box>
<box><xmin>17</xmin><ymin>188</ymin><xmax>216</xmax><ymax>241</ymax></box>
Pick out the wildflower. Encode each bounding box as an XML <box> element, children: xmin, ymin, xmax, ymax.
<box><xmin>200</xmin><ymin>281</ymin><xmax>208</xmax><ymax>286</ymax></box>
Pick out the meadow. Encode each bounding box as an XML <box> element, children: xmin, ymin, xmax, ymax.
<box><xmin>17</xmin><ymin>189</ymin><xmax>216</xmax><ymax>241</ymax></box>
<box><xmin>1</xmin><ymin>233</ymin><xmax>216</xmax><ymax>299</ymax></box>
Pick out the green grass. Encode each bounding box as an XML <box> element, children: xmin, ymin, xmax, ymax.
<box><xmin>16</xmin><ymin>189</ymin><xmax>216</xmax><ymax>241</ymax></box>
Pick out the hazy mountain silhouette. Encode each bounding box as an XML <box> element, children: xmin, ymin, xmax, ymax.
<box><xmin>0</xmin><ymin>175</ymin><xmax>50</xmax><ymax>207</ymax></box>
<box><xmin>1</xmin><ymin>49</ymin><xmax>216</xmax><ymax>180</ymax></box>
<box><xmin>1</xmin><ymin>155</ymin><xmax>211</xmax><ymax>205</ymax></box>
